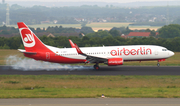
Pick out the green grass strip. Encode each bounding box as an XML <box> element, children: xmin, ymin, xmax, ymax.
<box><xmin>1</xmin><ymin>75</ymin><xmax>180</xmax><ymax>98</ymax></box>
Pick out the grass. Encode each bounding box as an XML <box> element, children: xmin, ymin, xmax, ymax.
<box><xmin>8</xmin><ymin>22</ymin><xmax>131</xmax><ymax>28</ymax></box>
<box><xmin>0</xmin><ymin>49</ymin><xmax>180</xmax><ymax>66</ymax></box>
<box><xmin>128</xmin><ymin>25</ymin><xmax>161</xmax><ymax>28</ymax></box>
<box><xmin>1</xmin><ymin>75</ymin><xmax>180</xmax><ymax>98</ymax></box>
<box><xmin>7</xmin><ymin>22</ymin><xmax>161</xmax><ymax>31</ymax></box>
<box><xmin>8</xmin><ymin>22</ymin><xmax>131</xmax><ymax>32</ymax></box>
<box><xmin>88</xmin><ymin>22</ymin><xmax>131</xmax><ymax>31</ymax></box>
<box><xmin>1</xmin><ymin>88</ymin><xmax>180</xmax><ymax>98</ymax></box>
<box><xmin>7</xmin><ymin>24</ymin><xmax>81</xmax><ymax>29</ymax></box>
<box><xmin>129</xmin><ymin>26</ymin><xmax>161</xmax><ymax>31</ymax></box>
<box><xmin>87</xmin><ymin>22</ymin><xmax>131</xmax><ymax>28</ymax></box>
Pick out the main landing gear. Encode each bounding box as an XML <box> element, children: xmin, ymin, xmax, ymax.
<box><xmin>94</xmin><ymin>63</ymin><xmax>100</xmax><ymax>70</ymax></box>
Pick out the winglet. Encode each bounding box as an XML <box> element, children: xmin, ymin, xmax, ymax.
<box><xmin>74</xmin><ymin>43</ymin><xmax>83</xmax><ymax>54</ymax></box>
<box><xmin>69</xmin><ymin>39</ymin><xmax>75</xmax><ymax>48</ymax></box>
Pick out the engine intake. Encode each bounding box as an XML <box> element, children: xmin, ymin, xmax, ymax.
<box><xmin>107</xmin><ymin>58</ymin><xmax>123</xmax><ymax>66</ymax></box>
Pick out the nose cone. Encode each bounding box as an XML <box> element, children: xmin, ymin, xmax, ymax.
<box><xmin>169</xmin><ymin>51</ymin><xmax>174</xmax><ymax>57</ymax></box>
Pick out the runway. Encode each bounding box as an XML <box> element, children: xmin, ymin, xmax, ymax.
<box><xmin>0</xmin><ymin>66</ymin><xmax>180</xmax><ymax>75</ymax></box>
<box><xmin>1</xmin><ymin>98</ymin><xmax>180</xmax><ymax>106</ymax></box>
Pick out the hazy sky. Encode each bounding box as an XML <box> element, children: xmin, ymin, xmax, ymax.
<box><xmin>6</xmin><ymin>0</ymin><xmax>178</xmax><ymax>3</ymax></box>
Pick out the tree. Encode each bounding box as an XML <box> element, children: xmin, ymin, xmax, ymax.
<box><xmin>80</xmin><ymin>26</ymin><xmax>94</xmax><ymax>34</ymax></box>
<box><xmin>121</xmin><ymin>27</ymin><xmax>133</xmax><ymax>35</ymax></box>
<box><xmin>89</xmin><ymin>37</ymin><xmax>102</xmax><ymax>46</ymax></box>
<box><xmin>109</xmin><ymin>29</ymin><xmax>121</xmax><ymax>37</ymax></box>
<box><xmin>18</xmin><ymin>44</ymin><xmax>24</xmax><ymax>49</ymax></box>
<box><xmin>81</xmin><ymin>36</ymin><xmax>90</xmax><ymax>46</ymax></box>
<box><xmin>36</xmin><ymin>28</ymin><xmax>42</xmax><ymax>33</ymax></box>
<box><xmin>2</xmin><ymin>44</ymin><xmax>10</xmax><ymax>49</ymax></box>
<box><xmin>149</xmin><ymin>30</ymin><xmax>156</xmax><ymax>37</ymax></box>
<box><xmin>145</xmin><ymin>28</ymin><xmax>151</xmax><ymax>32</ymax></box>
<box><xmin>102</xmin><ymin>36</ymin><xmax>117</xmax><ymax>46</ymax></box>
<box><xmin>159</xmin><ymin>24</ymin><xmax>180</xmax><ymax>38</ymax></box>
<box><xmin>86</xmin><ymin>30</ymin><xmax>111</xmax><ymax>38</ymax></box>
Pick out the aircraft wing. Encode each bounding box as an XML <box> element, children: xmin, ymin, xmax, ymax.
<box><xmin>70</xmin><ymin>40</ymin><xmax>107</xmax><ymax>63</ymax></box>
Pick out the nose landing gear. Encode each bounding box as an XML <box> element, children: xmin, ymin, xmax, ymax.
<box><xmin>157</xmin><ymin>59</ymin><xmax>165</xmax><ymax>67</ymax></box>
<box><xmin>157</xmin><ymin>62</ymin><xmax>160</xmax><ymax>67</ymax></box>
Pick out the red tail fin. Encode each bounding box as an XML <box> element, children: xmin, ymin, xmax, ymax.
<box><xmin>17</xmin><ymin>22</ymin><xmax>48</xmax><ymax>52</ymax></box>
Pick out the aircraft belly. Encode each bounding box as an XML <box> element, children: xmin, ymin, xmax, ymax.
<box><xmin>122</xmin><ymin>55</ymin><xmax>160</xmax><ymax>61</ymax></box>
<box><xmin>58</xmin><ymin>55</ymin><xmax>86</xmax><ymax>60</ymax></box>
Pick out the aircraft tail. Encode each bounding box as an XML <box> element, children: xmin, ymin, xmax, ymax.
<box><xmin>17</xmin><ymin>22</ymin><xmax>49</xmax><ymax>52</ymax></box>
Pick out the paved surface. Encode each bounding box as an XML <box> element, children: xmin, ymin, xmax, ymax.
<box><xmin>1</xmin><ymin>98</ymin><xmax>180</xmax><ymax>106</ymax></box>
<box><xmin>0</xmin><ymin>66</ymin><xmax>180</xmax><ymax>75</ymax></box>
<box><xmin>1</xmin><ymin>67</ymin><xmax>180</xmax><ymax>106</ymax></box>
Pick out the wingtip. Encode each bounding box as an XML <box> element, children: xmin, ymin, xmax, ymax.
<box><xmin>74</xmin><ymin>43</ymin><xmax>83</xmax><ymax>54</ymax></box>
<box><xmin>69</xmin><ymin>39</ymin><xmax>76</xmax><ymax>48</ymax></box>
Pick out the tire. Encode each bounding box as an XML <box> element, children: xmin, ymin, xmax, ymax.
<box><xmin>94</xmin><ymin>65</ymin><xmax>100</xmax><ymax>70</ymax></box>
<box><xmin>157</xmin><ymin>63</ymin><xmax>160</xmax><ymax>67</ymax></box>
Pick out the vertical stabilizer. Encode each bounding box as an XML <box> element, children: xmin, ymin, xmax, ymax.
<box><xmin>17</xmin><ymin>22</ymin><xmax>49</xmax><ymax>52</ymax></box>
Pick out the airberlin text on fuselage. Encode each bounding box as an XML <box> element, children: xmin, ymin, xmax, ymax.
<box><xmin>111</xmin><ymin>47</ymin><xmax>152</xmax><ymax>56</ymax></box>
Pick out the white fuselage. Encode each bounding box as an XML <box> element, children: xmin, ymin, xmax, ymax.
<box><xmin>46</xmin><ymin>45</ymin><xmax>174</xmax><ymax>62</ymax></box>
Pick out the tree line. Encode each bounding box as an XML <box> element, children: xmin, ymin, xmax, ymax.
<box><xmin>0</xmin><ymin>24</ymin><xmax>158</xmax><ymax>37</ymax></box>
<box><xmin>1</xmin><ymin>35</ymin><xmax>180</xmax><ymax>52</ymax></box>
<box><xmin>1</xmin><ymin>24</ymin><xmax>180</xmax><ymax>51</ymax></box>
<box><xmin>0</xmin><ymin>25</ymin><xmax>94</xmax><ymax>37</ymax></box>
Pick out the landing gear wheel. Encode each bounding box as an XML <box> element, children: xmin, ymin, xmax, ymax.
<box><xmin>157</xmin><ymin>63</ymin><xmax>160</xmax><ymax>67</ymax></box>
<box><xmin>94</xmin><ymin>65</ymin><xmax>100</xmax><ymax>70</ymax></box>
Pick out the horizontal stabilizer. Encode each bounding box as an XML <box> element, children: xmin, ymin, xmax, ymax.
<box><xmin>18</xmin><ymin>49</ymin><xmax>37</xmax><ymax>55</ymax></box>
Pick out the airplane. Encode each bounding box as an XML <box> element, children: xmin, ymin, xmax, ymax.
<box><xmin>17</xmin><ymin>22</ymin><xmax>174</xmax><ymax>70</ymax></box>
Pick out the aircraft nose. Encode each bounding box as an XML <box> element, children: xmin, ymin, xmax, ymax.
<box><xmin>169</xmin><ymin>51</ymin><xmax>174</xmax><ymax>56</ymax></box>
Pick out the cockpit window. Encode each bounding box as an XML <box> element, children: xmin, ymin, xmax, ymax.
<box><xmin>162</xmin><ymin>49</ymin><xmax>167</xmax><ymax>51</ymax></box>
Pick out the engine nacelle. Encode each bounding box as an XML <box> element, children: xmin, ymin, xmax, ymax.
<box><xmin>107</xmin><ymin>58</ymin><xmax>123</xmax><ymax>66</ymax></box>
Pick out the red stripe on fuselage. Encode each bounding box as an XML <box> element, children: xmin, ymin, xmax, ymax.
<box><xmin>24</xmin><ymin>52</ymin><xmax>86</xmax><ymax>64</ymax></box>
<box><xmin>124</xmin><ymin>58</ymin><xmax>166</xmax><ymax>62</ymax></box>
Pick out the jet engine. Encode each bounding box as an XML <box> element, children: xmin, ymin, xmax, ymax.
<box><xmin>106</xmin><ymin>58</ymin><xmax>123</xmax><ymax>66</ymax></box>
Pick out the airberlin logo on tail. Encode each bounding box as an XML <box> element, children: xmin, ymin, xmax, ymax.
<box><xmin>20</xmin><ymin>28</ymin><xmax>35</xmax><ymax>47</ymax></box>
